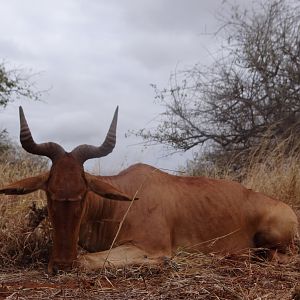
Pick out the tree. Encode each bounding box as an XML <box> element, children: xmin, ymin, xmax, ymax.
<box><xmin>0</xmin><ymin>62</ymin><xmax>41</xmax><ymax>155</ymax></box>
<box><xmin>136</xmin><ymin>0</ymin><xmax>300</xmax><ymax>170</ymax></box>
<box><xmin>0</xmin><ymin>62</ymin><xmax>41</xmax><ymax>107</ymax></box>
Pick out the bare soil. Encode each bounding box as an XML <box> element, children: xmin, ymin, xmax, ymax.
<box><xmin>0</xmin><ymin>252</ymin><xmax>300</xmax><ymax>300</ymax></box>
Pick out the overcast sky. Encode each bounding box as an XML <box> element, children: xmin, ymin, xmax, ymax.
<box><xmin>0</xmin><ymin>0</ymin><xmax>249</xmax><ymax>174</ymax></box>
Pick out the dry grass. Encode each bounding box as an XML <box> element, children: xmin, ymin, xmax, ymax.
<box><xmin>0</xmin><ymin>152</ymin><xmax>50</xmax><ymax>268</ymax></box>
<box><xmin>0</xmin><ymin>145</ymin><xmax>300</xmax><ymax>299</ymax></box>
<box><xmin>241</xmin><ymin>139</ymin><xmax>300</xmax><ymax>209</ymax></box>
<box><xmin>0</xmin><ymin>252</ymin><xmax>299</xmax><ymax>299</ymax></box>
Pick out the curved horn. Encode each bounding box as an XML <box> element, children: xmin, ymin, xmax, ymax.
<box><xmin>19</xmin><ymin>106</ymin><xmax>65</xmax><ymax>161</ymax></box>
<box><xmin>71</xmin><ymin>106</ymin><xmax>118</xmax><ymax>163</ymax></box>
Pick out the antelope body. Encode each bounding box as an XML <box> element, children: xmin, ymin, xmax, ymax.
<box><xmin>0</xmin><ymin>107</ymin><xmax>298</xmax><ymax>273</ymax></box>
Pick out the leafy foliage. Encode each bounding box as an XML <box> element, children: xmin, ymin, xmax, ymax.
<box><xmin>0</xmin><ymin>62</ymin><xmax>41</xmax><ymax>154</ymax></box>
<box><xmin>0</xmin><ymin>63</ymin><xmax>40</xmax><ymax>108</ymax></box>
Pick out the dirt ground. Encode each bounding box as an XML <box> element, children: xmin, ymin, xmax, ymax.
<box><xmin>0</xmin><ymin>252</ymin><xmax>300</xmax><ymax>300</ymax></box>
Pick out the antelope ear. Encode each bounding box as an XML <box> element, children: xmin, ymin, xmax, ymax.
<box><xmin>86</xmin><ymin>174</ymin><xmax>137</xmax><ymax>201</ymax></box>
<box><xmin>0</xmin><ymin>173</ymin><xmax>49</xmax><ymax>195</ymax></box>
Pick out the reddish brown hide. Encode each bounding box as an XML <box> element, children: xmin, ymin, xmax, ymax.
<box><xmin>0</xmin><ymin>107</ymin><xmax>135</xmax><ymax>273</ymax></box>
<box><xmin>0</xmin><ymin>107</ymin><xmax>299</xmax><ymax>273</ymax></box>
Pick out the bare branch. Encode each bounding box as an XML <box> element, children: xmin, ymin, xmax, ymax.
<box><xmin>134</xmin><ymin>0</ymin><xmax>300</xmax><ymax>170</ymax></box>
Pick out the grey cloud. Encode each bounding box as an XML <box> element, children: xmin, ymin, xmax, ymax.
<box><xmin>123</xmin><ymin>31</ymin><xmax>216</xmax><ymax>70</ymax></box>
<box><xmin>118</xmin><ymin>0</ymin><xmax>224</xmax><ymax>34</ymax></box>
<box><xmin>0</xmin><ymin>0</ymin><xmax>253</xmax><ymax>173</ymax></box>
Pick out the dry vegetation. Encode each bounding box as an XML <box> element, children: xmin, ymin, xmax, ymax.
<box><xmin>0</xmin><ymin>145</ymin><xmax>300</xmax><ymax>299</ymax></box>
<box><xmin>0</xmin><ymin>153</ymin><xmax>49</xmax><ymax>270</ymax></box>
<box><xmin>242</xmin><ymin>140</ymin><xmax>300</xmax><ymax>209</ymax></box>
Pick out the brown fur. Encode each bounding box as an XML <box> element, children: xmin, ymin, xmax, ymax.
<box><xmin>1</xmin><ymin>161</ymin><xmax>298</xmax><ymax>272</ymax></box>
